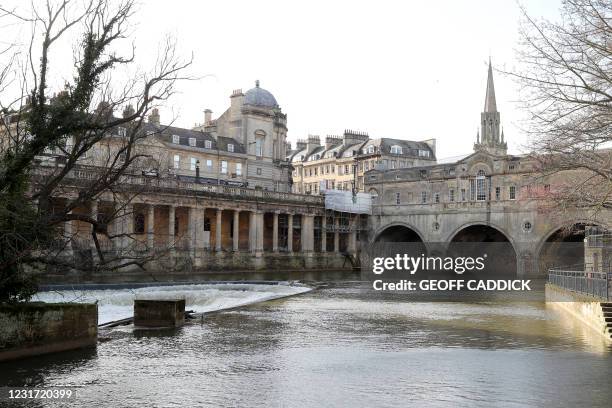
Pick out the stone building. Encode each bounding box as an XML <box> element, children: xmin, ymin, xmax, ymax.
<box><xmin>288</xmin><ymin>130</ymin><xmax>435</xmax><ymax>195</ymax></box>
<box><xmin>365</xmin><ymin>60</ymin><xmax>611</xmax><ymax>276</ymax></box>
<box><xmin>1</xmin><ymin>81</ymin><xmax>365</xmax><ymax>281</ymax></box>
<box><xmin>193</xmin><ymin>80</ymin><xmax>292</xmax><ymax>192</ymax></box>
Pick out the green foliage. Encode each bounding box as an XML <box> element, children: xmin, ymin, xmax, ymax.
<box><xmin>0</xmin><ymin>184</ymin><xmax>56</xmax><ymax>302</ymax></box>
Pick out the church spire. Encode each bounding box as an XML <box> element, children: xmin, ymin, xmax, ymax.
<box><xmin>474</xmin><ymin>58</ymin><xmax>507</xmax><ymax>156</ymax></box>
<box><xmin>483</xmin><ymin>57</ymin><xmax>497</xmax><ymax>113</ymax></box>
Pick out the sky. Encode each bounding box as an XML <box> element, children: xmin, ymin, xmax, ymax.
<box><xmin>1</xmin><ymin>0</ymin><xmax>562</xmax><ymax>159</ymax></box>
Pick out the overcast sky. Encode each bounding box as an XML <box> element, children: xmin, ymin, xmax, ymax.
<box><xmin>2</xmin><ymin>0</ymin><xmax>562</xmax><ymax>159</ymax></box>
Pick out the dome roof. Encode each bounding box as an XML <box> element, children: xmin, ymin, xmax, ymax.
<box><xmin>244</xmin><ymin>80</ymin><xmax>278</xmax><ymax>108</ymax></box>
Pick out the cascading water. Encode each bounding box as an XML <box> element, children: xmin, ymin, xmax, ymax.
<box><xmin>34</xmin><ymin>283</ymin><xmax>312</xmax><ymax>324</ymax></box>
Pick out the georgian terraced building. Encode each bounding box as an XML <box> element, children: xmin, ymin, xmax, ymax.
<box><xmin>287</xmin><ymin>130</ymin><xmax>436</xmax><ymax>195</ymax></box>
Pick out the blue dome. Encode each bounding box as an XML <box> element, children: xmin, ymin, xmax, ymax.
<box><xmin>244</xmin><ymin>80</ymin><xmax>278</xmax><ymax>108</ymax></box>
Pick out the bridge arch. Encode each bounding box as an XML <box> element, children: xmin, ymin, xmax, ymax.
<box><xmin>445</xmin><ymin>221</ymin><xmax>517</xmax><ymax>249</ymax></box>
<box><xmin>447</xmin><ymin>222</ymin><xmax>518</xmax><ymax>275</ymax></box>
<box><xmin>537</xmin><ymin>220</ymin><xmax>608</xmax><ymax>272</ymax></box>
<box><xmin>373</xmin><ymin>222</ymin><xmax>426</xmax><ymax>243</ymax></box>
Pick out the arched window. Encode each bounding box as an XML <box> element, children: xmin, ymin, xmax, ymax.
<box><xmin>476</xmin><ymin>170</ymin><xmax>486</xmax><ymax>201</ymax></box>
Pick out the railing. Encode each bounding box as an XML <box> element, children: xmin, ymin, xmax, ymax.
<box><xmin>31</xmin><ymin>165</ymin><xmax>325</xmax><ymax>206</ymax></box>
<box><xmin>548</xmin><ymin>268</ymin><xmax>610</xmax><ymax>300</ymax></box>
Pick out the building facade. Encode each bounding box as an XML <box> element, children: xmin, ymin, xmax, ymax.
<box><xmin>288</xmin><ymin>130</ymin><xmax>435</xmax><ymax>195</ymax></box>
<box><xmin>193</xmin><ymin>80</ymin><xmax>291</xmax><ymax>192</ymax></box>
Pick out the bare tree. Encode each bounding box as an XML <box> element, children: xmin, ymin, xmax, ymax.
<box><xmin>0</xmin><ymin>0</ymin><xmax>191</xmax><ymax>301</ymax></box>
<box><xmin>510</xmin><ymin>0</ymin><xmax>611</xmax><ymax>218</ymax></box>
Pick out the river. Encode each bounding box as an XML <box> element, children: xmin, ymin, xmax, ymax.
<box><xmin>2</xmin><ymin>282</ymin><xmax>612</xmax><ymax>407</ymax></box>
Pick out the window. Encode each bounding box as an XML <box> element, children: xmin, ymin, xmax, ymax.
<box><xmin>476</xmin><ymin>170</ymin><xmax>486</xmax><ymax>201</ymax></box>
<box><xmin>257</xmin><ymin>168</ymin><xmax>262</xmax><ymax>175</ymax></box>
<box><xmin>173</xmin><ymin>154</ymin><xmax>180</xmax><ymax>169</ymax></box>
<box><xmin>345</xmin><ymin>165</ymin><xmax>349</xmax><ymax>174</ymax></box>
<box><xmin>255</xmin><ymin>139</ymin><xmax>263</xmax><ymax>157</ymax></box>
<box><xmin>495</xmin><ymin>186</ymin><xmax>501</xmax><ymax>200</ymax></box>
<box><xmin>509</xmin><ymin>164</ymin><xmax>515</xmax><ymax>170</ymax></box>
<box><xmin>205</xmin><ymin>140</ymin><xmax>212</xmax><ymax>149</ymax></box>
<box><xmin>390</xmin><ymin>145</ymin><xmax>402</xmax><ymax>154</ymax></box>
<box><xmin>544</xmin><ymin>184</ymin><xmax>550</xmax><ymax>193</ymax></box>
<box><xmin>331</xmin><ymin>165</ymin><xmax>335</xmax><ymax>173</ymax></box>
<box><xmin>236</xmin><ymin>163</ymin><xmax>242</xmax><ymax>176</ymax></box>
<box><xmin>190</xmin><ymin>157</ymin><xmax>197</xmax><ymax>171</ymax></box>
<box><xmin>449</xmin><ymin>189</ymin><xmax>455</xmax><ymax>202</ymax></box>
<box><xmin>189</xmin><ymin>137</ymin><xmax>196</xmax><ymax>147</ymax></box>
<box><xmin>206</xmin><ymin>159</ymin><xmax>212</xmax><ymax>169</ymax></box>
<box><xmin>419</xmin><ymin>149</ymin><xmax>430</xmax><ymax>157</ymax></box>
<box><xmin>367</xmin><ymin>145</ymin><xmax>375</xmax><ymax>154</ymax></box>
<box><xmin>172</xmin><ymin>135</ymin><xmax>180</xmax><ymax>144</ymax></box>
<box><xmin>390</xmin><ymin>161</ymin><xmax>396</xmax><ymax>169</ymax></box>
<box><xmin>461</xmin><ymin>188</ymin><xmax>466</xmax><ymax>201</ymax></box>
<box><xmin>228</xmin><ymin>143</ymin><xmax>234</xmax><ymax>153</ymax></box>
<box><xmin>221</xmin><ymin>160</ymin><xmax>228</xmax><ymax>174</ymax></box>
<box><xmin>118</xmin><ymin>127</ymin><xmax>127</xmax><ymax>137</ymax></box>
<box><xmin>365</xmin><ymin>162</ymin><xmax>369</xmax><ymax>171</ymax></box>
<box><xmin>421</xmin><ymin>191</ymin><xmax>427</xmax><ymax>204</ymax></box>
<box><xmin>135</xmin><ymin>213</ymin><xmax>145</xmax><ymax>234</ymax></box>
<box><xmin>314</xmin><ymin>167</ymin><xmax>318</xmax><ymax>176</ymax></box>
<box><xmin>509</xmin><ymin>185</ymin><xmax>516</xmax><ymax>200</ymax></box>
<box><xmin>396</xmin><ymin>192</ymin><xmax>401</xmax><ymax>205</ymax></box>
<box><xmin>434</xmin><ymin>193</ymin><xmax>440</xmax><ymax>203</ymax></box>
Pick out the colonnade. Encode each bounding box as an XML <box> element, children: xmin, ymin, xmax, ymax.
<box><xmin>64</xmin><ymin>201</ymin><xmax>361</xmax><ymax>256</ymax></box>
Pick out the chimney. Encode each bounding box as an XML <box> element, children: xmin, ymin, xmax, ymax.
<box><xmin>148</xmin><ymin>108</ymin><xmax>160</xmax><ymax>126</ymax></box>
<box><xmin>325</xmin><ymin>135</ymin><xmax>342</xmax><ymax>150</ymax></box>
<box><xmin>123</xmin><ymin>104</ymin><xmax>135</xmax><ymax>119</ymax></box>
<box><xmin>296</xmin><ymin>139</ymin><xmax>307</xmax><ymax>151</ymax></box>
<box><xmin>204</xmin><ymin>109</ymin><xmax>212</xmax><ymax>124</ymax></box>
<box><xmin>343</xmin><ymin>129</ymin><xmax>369</xmax><ymax>146</ymax></box>
<box><xmin>306</xmin><ymin>135</ymin><xmax>320</xmax><ymax>152</ymax></box>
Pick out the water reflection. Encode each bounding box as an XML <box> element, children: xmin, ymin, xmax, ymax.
<box><xmin>1</xmin><ymin>282</ymin><xmax>612</xmax><ymax>407</ymax></box>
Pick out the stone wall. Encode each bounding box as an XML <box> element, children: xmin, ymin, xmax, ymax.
<box><xmin>41</xmin><ymin>252</ymin><xmax>354</xmax><ymax>284</ymax></box>
<box><xmin>0</xmin><ymin>303</ymin><xmax>98</xmax><ymax>362</ymax></box>
<box><xmin>545</xmin><ymin>284</ymin><xmax>610</xmax><ymax>341</ymax></box>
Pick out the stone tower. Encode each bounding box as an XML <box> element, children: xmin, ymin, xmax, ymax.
<box><xmin>474</xmin><ymin>59</ymin><xmax>507</xmax><ymax>156</ymax></box>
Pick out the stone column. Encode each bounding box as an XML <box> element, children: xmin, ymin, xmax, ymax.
<box><xmin>90</xmin><ymin>201</ymin><xmax>98</xmax><ymax>251</ymax></box>
<box><xmin>169</xmin><ymin>205</ymin><xmax>176</xmax><ymax>255</ymax></box>
<box><xmin>321</xmin><ymin>215</ymin><xmax>327</xmax><ymax>253</ymax></box>
<box><xmin>272</xmin><ymin>212</ymin><xmax>279</xmax><ymax>252</ymax></box>
<box><xmin>256</xmin><ymin>211</ymin><xmax>264</xmax><ymax>254</ymax></box>
<box><xmin>334</xmin><ymin>217</ymin><xmax>340</xmax><ymax>252</ymax></box>
<box><xmin>302</xmin><ymin>214</ymin><xmax>314</xmax><ymax>253</ymax></box>
<box><xmin>287</xmin><ymin>214</ymin><xmax>293</xmax><ymax>253</ymax></box>
<box><xmin>233</xmin><ymin>210</ymin><xmax>240</xmax><ymax>252</ymax></box>
<box><xmin>64</xmin><ymin>211</ymin><xmax>74</xmax><ymax>255</ymax></box>
<box><xmin>187</xmin><ymin>207</ymin><xmax>196</xmax><ymax>251</ymax></box>
<box><xmin>249</xmin><ymin>211</ymin><xmax>256</xmax><ymax>253</ymax></box>
<box><xmin>215</xmin><ymin>208</ymin><xmax>223</xmax><ymax>251</ymax></box>
<box><xmin>122</xmin><ymin>203</ymin><xmax>134</xmax><ymax>250</ymax></box>
<box><xmin>348</xmin><ymin>214</ymin><xmax>357</xmax><ymax>254</ymax></box>
<box><xmin>147</xmin><ymin>204</ymin><xmax>155</xmax><ymax>250</ymax></box>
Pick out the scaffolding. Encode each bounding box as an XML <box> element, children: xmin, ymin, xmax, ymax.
<box><xmin>323</xmin><ymin>190</ymin><xmax>372</xmax><ymax>214</ymax></box>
